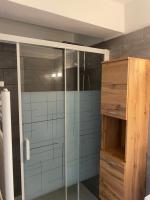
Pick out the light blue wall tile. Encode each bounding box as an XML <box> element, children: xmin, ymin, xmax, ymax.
<box><xmin>30</xmin><ymin>92</ymin><xmax>47</xmax><ymax>103</ymax></box>
<box><xmin>48</xmin><ymin>101</ymin><xmax>56</xmax><ymax>116</ymax></box>
<box><xmin>67</xmin><ymin>160</ymin><xmax>78</xmax><ymax>186</ymax></box>
<box><xmin>22</xmin><ymin>102</ymin><xmax>31</xmax><ymax>112</ymax></box>
<box><xmin>25</xmin><ymin>166</ymin><xmax>42</xmax><ymax>200</ymax></box>
<box><xmin>47</xmin><ymin>92</ymin><xmax>56</xmax><ymax>102</ymax></box>
<box><xmin>31</xmin><ymin>102</ymin><xmax>47</xmax><ymax>122</ymax></box>
<box><xmin>22</xmin><ymin>110</ymin><xmax>32</xmax><ymax>124</ymax></box>
<box><xmin>30</xmin><ymin>146</ymin><xmax>54</xmax><ymax>164</ymax></box>
<box><xmin>56</xmin><ymin>119</ymin><xmax>65</xmax><ymax>138</ymax></box>
<box><xmin>22</xmin><ymin>92</ymin><xmax>31</xmax><ymax>104</ymax></box>
<box><xmin>22</xmin><ymin>90</ymin><xmax>100</xmax><ymax>198</ymax></box>
<box><xmin>57</xmin><ymin>91</ymin><xmax>64</xmax><ymax>101</ymax></box>
<box><xmin>23</xmin><ymin>124</ymin><xmax>32</xmax><ymax>139</ymax></box>
<box><xmin>57</xmin><ymin>100</ymin><xmax>64</xmax><ymax>115</ymax></box>
<box><xmin>31</xmin><ymin>121</ymin><xmax>52</xmax><ymax>144</ymax></box>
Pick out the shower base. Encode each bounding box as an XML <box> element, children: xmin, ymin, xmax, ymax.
<box><xmin>34</xmin><ymin>184</ymin><xmax>98</xmax><ymax>200</ymax></box>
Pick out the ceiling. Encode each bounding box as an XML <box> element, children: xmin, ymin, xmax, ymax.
<box><xmin>0</xmin><ymin>0</ymin><xmax>148</xmax><ymax>44</ymax></box>
<box><xmin>0</xmin><ymin>0</ymin><xmax>123</xmax><ymax>40</ymax></box>
<box><xmin>113</xmin><ymin>0</ymin><xmax>134</xmax><ymax>4</ymax></box>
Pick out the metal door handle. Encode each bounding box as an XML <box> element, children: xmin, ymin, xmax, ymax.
<box><xmin>24</xmin><ymin>138</ymin><xmax>30</xmax><ymax>161</ymax></box>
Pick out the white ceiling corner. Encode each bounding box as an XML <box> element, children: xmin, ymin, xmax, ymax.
<box><xmin>112</xmin><ymin>0</ymin><xmax>134</xmax><ymax>4</ymax></box>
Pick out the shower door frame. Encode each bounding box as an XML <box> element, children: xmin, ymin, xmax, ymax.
<box><xmin>0</xmin><ymin>33</ymin><xmax>110</xmax><ymax>200</ymax></box>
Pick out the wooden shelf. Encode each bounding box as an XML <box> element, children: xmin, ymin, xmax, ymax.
<box><xmin>100</xmin><ymin>150</ymin><xmax>125</xmax><ymax>165</ymax></box>
<box><xmin>104</xmin><ymin>149</ymin><xmax>125</xmax><ymax>162</ymax></box>
<box><xmin>101</xmin><ymin>115</ymin><xmax>126</xmax><ymax>161</ymax></box>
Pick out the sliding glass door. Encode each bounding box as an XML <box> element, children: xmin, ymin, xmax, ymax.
<box><xmin>19</xmin><ymin>44</ymin><xmax>65</xmax><ymax>200</ymax></box>
<box><xmin>65</xmin><ymin>50</ymin><xmax>79</xmax><ymax>200</ymax></box>
<box><xmin>79</xmin><ymin>52</ymin><xmax>103</xmax><ymax>200</ymax></box>
<box><xmin>18</xmin><ymin>43</ymin><xmax>103</xmax><ymax>200</ymax></box>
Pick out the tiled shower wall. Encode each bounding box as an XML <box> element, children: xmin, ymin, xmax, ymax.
<box><xmin>22</xmin><ymin>91</ymin><xmax>100</xmax><ymax>199</ymax></box>
<box><xmin>22</xmin><ymin>91</ymin><xmax>65</xmax><ymax>199</ymax></box>
<box><xmin>20</xmin><ymin>49</ymin><xmax>102</xmax><ymax>199</ymax></box>
<box><xmin>95</xmin><ymin>26</ymin><xmax>150</xmax><ymax>194</ymax></box>
<box><xmin>0</xmin><ymin>42</ymin><xmax>102</xmax><ymax>197</ymax></box>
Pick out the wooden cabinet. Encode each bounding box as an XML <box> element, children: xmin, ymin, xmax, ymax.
<box><xmin>100</xmin><ymin>57</ymin><xmax>150</xmax><ymax>200</ymax></box>
<box><xmin>101</xmin><ymin>59</ymin><xmax>128</xmax><ymax>119</ymax></box>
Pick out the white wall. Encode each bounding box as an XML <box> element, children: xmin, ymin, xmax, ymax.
<box><xmin>2</xmin><ymin>0</ymin><xmax>150</xmax><ymax>43</ymax></box>
<box><xmin>74</xmin><ymin>34</ymin><xmax>103</xmax><ymax>46</ymax></box>
<box><xmin>9</xmin><ymin>0</ymin><xmax>125</xmax><ymax>33</ymax></box>
<box><xmin>0</xmin><ymin>18</ymin><xmax>75</xmax><ymax>42</ymax></box>
<box><xmin>0</xmin><ymin>18</ymin><xmax>104</xmax><ymax>45</ymax></box>
<box><xmin>1</xmin><ymin>0</ymin><xmax>150</xmax><ymax>41</ymax></box>
<box><xmin>126</xmin><ymin>0</ymin><xmax>150</xmax><ymax>33</ymax></box>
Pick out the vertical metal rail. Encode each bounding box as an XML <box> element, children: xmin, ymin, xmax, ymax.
<box><xmin>64</xmin><ymin>49</ymin><xmax>68</xmax><ymax>200</ymax></box>
<box><xmin>2</xmin><ymin>89</ymin><xmax>14</xmax><ymax>200</ymax></box>
<box><xmin>104</xmin><ymin>50</ymin><xmax>110</xmax><ymax>61</ymax></box>
<box><xmin>83</xmin><ymin>52</ymin><xmax>85</xmax><ymax>91</ymax></box>
<box><xmin>77</xmin><ymin>51</ymin><xmax>80</xmax><ymax>200</ymax></box>
<box><xmin>16</xmin><ymin>43</ymin><xmax>25</xmax><ymax>200</ymax></box>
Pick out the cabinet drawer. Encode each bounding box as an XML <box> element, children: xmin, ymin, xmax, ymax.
<box><xmin>100</xmin><ymin>152</ymin><xmax>125</xmax><ymax>200</ymax></box>
<box><xmin>101</xmin><ymin>60</ymin><xmax>128</xmax><ymax>119</ymax></box>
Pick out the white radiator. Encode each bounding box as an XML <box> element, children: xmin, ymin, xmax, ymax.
<box><xmin>0</xmin><ymin>129</ymin><xmax>4</xmax><ymax>200</ymax></box>
<box><xmin>0</xmin><ymin>88</ymin><xmax>14</xmax><ymax>200</ymax></box>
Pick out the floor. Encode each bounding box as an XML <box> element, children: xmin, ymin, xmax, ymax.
<box><xmin>82</xmin><ymin>176</ymin><xmax>99</xmax><ymax>197</ymax></box>
<box><xmin>35</xmin><ymin>184</ymin><xmax>98</xmax><ymax>200</ymax></box>
<box><xmin>15</xmin><ymin>196</ymin><xmax>22</xmax><ymax>200</ymax></box>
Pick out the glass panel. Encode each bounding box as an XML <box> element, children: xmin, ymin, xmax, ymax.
<box><xmin>65</xmin><ymin>50</ymin><xmax>79</xmax><ymax>200</ymax></box>
<box><xmin>79</xmin><ymin>52</ymin><xmax>104</xmax><ymax>200</ymax></box>
<box><xmin>20</xmin><ymin>44</ymin><xmax>65</xmax><ymax>200</ymax></box>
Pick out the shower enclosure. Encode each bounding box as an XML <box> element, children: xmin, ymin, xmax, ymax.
<box><xmin>0</xmin><ymin>33</ymin><xmax>109</xmax><ymax>200</ymax></box>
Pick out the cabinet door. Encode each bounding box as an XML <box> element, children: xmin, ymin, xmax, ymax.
<box><xmin>100</xmin><ymin>151</ymin><xmax>125</xmax><ymax>200</ymax></box>
<box><xmin>101</xmin><ymin>60</ymin><xmax>128</xmax><ymax>119</ymax></box>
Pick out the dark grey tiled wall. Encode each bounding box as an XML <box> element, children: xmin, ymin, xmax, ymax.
<box><xmin>22</xmin><ymin>52</ymin><xmax>103</xmax><ymax>92</ymax></box>
<box><xmin>95</xmin><ymin>26</ymin><xmax>150</xmax><ymax>195</ymax></box>
<box><xmin>0</xmin><ymin>43</ymin><xmax>21</xmax><ymax>196</ymax></box>
<box><xmin>95</xmin><ymin>27</ymin><xmax>150</xmax><ymax>60</ymax></box>
<box><xmin>79</xmin><ymin>52</ymin><xmax>103</xmax><ymax>91</ymax></box>
<box><xmin>22</xmin><ymin>56</ymin><xmax>64</xmax><ymax>91</ymax></box>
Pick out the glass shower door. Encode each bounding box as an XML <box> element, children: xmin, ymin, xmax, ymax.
<box><xmin>19</xmin><ymin>44</ymin><xmax>65</xmax><ymax>200</ymax></box>
<box><xmin>79</xmin><ymin>52</ymin><xmax>103</xmax><ymax>200</ymax></box>
<box><xmin>18</xmin><ymin>44</ymin><xmax>103</xmax><ymax>200</ymax></box>
<box><xmin>65</xmin><ymin>50</ymin><xmax>80</xmax><ymax>200</ymax></box>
